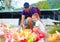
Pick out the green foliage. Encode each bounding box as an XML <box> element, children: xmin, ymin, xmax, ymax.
<box><xmin>48</xmin><ymin>26</ymin><xmax>60</xmax><ymax>34</ymax></box>
<box><xmin>37</xmin><ymin>1</ymin><xmax>51</xmax><ymax>9</ymax></box>
<box><xmin>57</xmin><ymin>26</ymin><xmax>60</xmax><ymax>28</ymax></box>
<box><xmin>36</xmin><ymin>0</ymin><xmax>60</xmax><ymax>9</ymax></box>
<box><xmin>49</xmin><ymin>29</ymin><xmax>56</xmax><ymax>34</ymax></box>
<box><xmin>57</xmin><ymin>30</ymin><xmax>60</xmax><ymax>33</ymax></box>
<box><xmin>0</xmin><ymin>7</ymin><xmax>3</xmax><ymax>10</ymax></box>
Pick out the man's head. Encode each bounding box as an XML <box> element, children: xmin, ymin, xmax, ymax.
<box><xmin>24</xmin><ymin>2</ymin><xmax>30</xmax><ymax>12</ymax></box>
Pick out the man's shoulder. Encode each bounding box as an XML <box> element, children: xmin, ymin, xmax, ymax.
<box><xmin>22</xmin><ymin>10</ymin><xmax>25</xmax><ymax>12</ymax></box>
<box><xmin>30</xmin><ymin>7</ymin><xmax>37</xmax><ymax>10</ymax></box>
<box><xmin>22</xmin><ymin>10</ymin><xmax>26</xmax><ymax>14</ymax></box>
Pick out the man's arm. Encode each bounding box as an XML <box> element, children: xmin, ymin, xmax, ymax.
<box><xmin>21</xmin><ymin>15</ymin><xmax>25</xmax><ymax>26</ymax></box>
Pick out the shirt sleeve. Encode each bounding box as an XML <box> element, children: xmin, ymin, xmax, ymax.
<box><xmin>22</xmin><ymin>10</ymin><xmax>25</xmax><ymax>15</ymax></box>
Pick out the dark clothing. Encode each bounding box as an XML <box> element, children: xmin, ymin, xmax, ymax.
<box><xmin>22</xmin><ymin>8</ymin><xmax>38</xmax><ymax>18</ymax></box>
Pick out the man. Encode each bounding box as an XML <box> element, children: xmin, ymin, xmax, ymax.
<box><xmin>21</xmin><ymin>2</ymin><xmax>40</xmax><ymax>29</ymax></box>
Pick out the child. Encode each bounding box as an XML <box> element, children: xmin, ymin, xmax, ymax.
<box><xmin>32</xmin><ymin>14</ymin><xmax>45</xmax><ymax>42</ymax></box>
<box><xmin>32</xmin><ymin>14</ymin><xmax>45</xmax><ymax>32</ymax></box>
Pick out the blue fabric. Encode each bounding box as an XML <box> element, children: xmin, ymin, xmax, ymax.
<box><xmin>24</xmin><ymin>2</ymin><xmax>29</xmax><ymax>8</ymax></box>
<box><xmin>24</xmin><ymin>19</ymin><xmax>36</xmax><ymax>26</ymax></box>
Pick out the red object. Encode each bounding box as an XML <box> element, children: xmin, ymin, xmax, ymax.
<box><xmin>32</xmin><ymin>29</ymin><xmax>45</xmax><ymax>41</ymax></box>
<box><xmin>6</xmin><ymin>31</ymin><xmax>13</xmax><ymax>42</ymax></box>
<box><xmin>36</xmin><ymin>36</ymin><xmax>41</xmax><ymax>41</ymax></box>
<box><xmin>20</xmin><ymin>39</ymin><xmax>27</xmax><ymax>42</ymax></box>
<box><xmin>38</xmin><ymin>30</ymin><xmax>45</xmax><ymax>39</ymax></box>
<box><xmin>39</xmin><ymin>33</ymin><xmax>45</xmax><ymax>39</ymax></box>
<box><xmin>31</xmin><ymin>30</ymin><xmax>34</xmax><ymax>33</ymax></box>
<box><xmin>32</xmin><ymin>7</ymin><xmax>41</xmax><ymax>14</ymax></box>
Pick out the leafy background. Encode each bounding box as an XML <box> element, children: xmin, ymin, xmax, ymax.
<box><xmin>36</xmin><ymin>0</ymin><xmax>60</xmax><ymax>9</ymax></box>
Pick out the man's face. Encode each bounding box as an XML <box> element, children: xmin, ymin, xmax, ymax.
<box><xmin>25</xmin><ymin>7</ymin><xmax>30</xmax><ymax>12</ymax></box>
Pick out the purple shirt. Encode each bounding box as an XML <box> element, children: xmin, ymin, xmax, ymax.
<box><xmin>22</xmin><ymin>8</ymin><xmax>38</xmax><ymax>18</ymax></box>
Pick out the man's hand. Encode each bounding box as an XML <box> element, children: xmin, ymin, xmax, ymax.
<box><xmin>21</xmin><ymin>15</ymin><xmax>25</xmax><ymax>28</ymax></box>
<box><xmin>21</xmin><ymin>23</ymin><xmax>27</xmax><ymax>29</ymax></box>
<box><xmin>23</xmin><ymin>25</ymin><xmax>27</xmax><ymax>29</ymax></box>
<box><xmin>21</xmin><ymin>23</ymin><xmax>24</xmax><ymax>27</ymax></box>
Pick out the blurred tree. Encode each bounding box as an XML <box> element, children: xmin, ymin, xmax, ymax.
<box><xmin>47</xmin><ymin>0</ymin><xmax>60</xmax><ymax>9</ymax></box>
<box><xmin>0</xmin><ymin>0</ymin><xmax>5</xmax><ymax>10</ymax></box>
<box><xmin>0</xmin><ymin>0</ymin><xmax>12</xmax><ymax>10</ymax></box>
<box><xmin>37</xmin><ymin>1</ymin><xmax>51</xmax><ymax>9</ymax></box>
<box><xmin>4</xmin><ymin>0</ymin><xmax>12</xmax><ymax>9</ymax></box>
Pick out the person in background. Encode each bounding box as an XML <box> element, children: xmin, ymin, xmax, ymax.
<box><xmin>32</xmin><ymin>14</ymin><xmax>45</xmax><ymax>32</ymax></box>
<box><xmin>21</xmin><ymin>2</ymin><xmax>41</xmax><ymax>29</ymax></box>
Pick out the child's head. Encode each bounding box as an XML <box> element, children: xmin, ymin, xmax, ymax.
<box><xmin>32</xmin><ymin>14</ymin><xmax>39</xmax><ymax>22</ymax></box>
